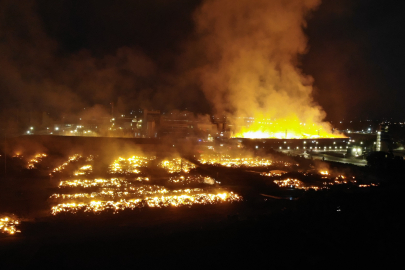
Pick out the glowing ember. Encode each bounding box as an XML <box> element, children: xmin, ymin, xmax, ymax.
<box><xmin>59</xmin><ymin>178</ymin><xmax>129</xmax><ymax>188</ymax></box>
<box><xmin>53</xmin><ymin>154</ymin><xmax>82</xmax><ymax>173</ymax></box>
<box><xmin>199</xmin><ymin>154</ymin><xmax>272</xmax><ymax>167</ymax></box>
<box><xmin>274</xmin><ymin>179</ymin><xmax>303</xmax><ymax>188</ymax></box>
<box><xmin>50</xmin><ymin>185</ymin><xmax>170</xmax><ymax>200</ymax></box>
<box><xmin>261</xmin><ymin>170</ymin><xmax>287</xmax><ymax>177</ymax></box>
<box><xmin>168</xmin><ymin>175</ymin><xmax>218</xmax><ymax>185</ymax></box>
<box><xmin>0</xmin><ymin>216</ymin><xmax>21</xmax><ymax>235</ymax></box>
<box><xmin>73</xmin><ymin>165</ymin><xmax>92</xmax><ymax>176</ymax></box>
<box><xmin>51</xmin><ymin>192</ymin><xmax>242</xmax><ymax>215</ymax></box>
<box><xmin>333</xmin><ymin>176</ymin><xmax>356</xmax><ymax>185</ymax></box>
<box><xmin>50</xmin><ymin>186</ymin><xmax>208</xmax><ymax>202</ymax></box>
<box><xmin>27</xmin><ymin>153</ymin><xmax>47</xmax><ymax>169</ymax></box>
<box><xmin>160</xmin><ymin>158</ymin><xmax>196</xmax><ymax>173</ymax></box>
<box><xmin>273</xmin><ymin>179</ymin><xmax>321</xmax><ymax>191</ymax></box>
<box><xmin>108</xmin><ymin>156</ymin><xmax>155</xmax><ymax>174</ymax></box>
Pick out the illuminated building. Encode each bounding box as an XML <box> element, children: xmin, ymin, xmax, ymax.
<box><xmin>235</xmin><ymin>138</ymin><xmax>348</xmax><ymax>153</ymax></box>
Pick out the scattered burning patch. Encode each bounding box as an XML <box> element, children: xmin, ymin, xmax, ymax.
<box><xmin>108</xmin><ymin>156</ymin><xmax>155</xmax><ymax>174</ymax></box>
<box><xmin>168</xmin><ymin>175</ymin><xmax>218</xmax><ymax>185</ymax></box>
<box><xmin>51</xmin><ymin>192</ymin><xmax>242</xmax><ymax>215</ymax></box>
<box><xmin>27</xmin><ymin>153</ymin><xmax>47</xmax><ymax>169</ymax></box>
<box><xmin>53</xmin><ymin>154</ymin><xmax>82</xmax><ymax>173</ymax></box>
<box><xmin>199</xmin><ymin>154</ymin><xmax>272</xmax><ymax>167</ymax></box>
<box><xmin>160</xmin><ymin>158</ymin><xmax>196</xmax><ymax>173</ymax></box>
<box><xmin>73</xmin><ymin>165</ymin><xmax>92</xmax><ymax>176</ymax></box>
<box><xmin>0</xmin><ymin>216</ymin><xmax>21</xmax><ymax>235</ymax></box>
<box><xmin>58</xmin><ymin>178</ymin><xmax>130</xmax><ymax>188</ymax></box>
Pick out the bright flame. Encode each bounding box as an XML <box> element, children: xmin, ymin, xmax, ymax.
<box><xmin>108</xmin><ymin>156</ymin><xmax>155</xmax><ymax>174</ymax></box>
<box><xmin>73</xmin><ymin>165</ymin><xmax>92</xmax><ymax>176</ymax></box>
<box><xmin>193</xmin><ymin>0</ymin><xmax>347</xmax><ymax>140</ymax></box>
<box><xmin>233</xmin><ymin>117</ymin><xmax>344</xmax><ymax>139</ymax></box>
<box><xmin>27</xmin><ymin>153</ymin><xmax>47</xmax><ymax>169</ymax></box>
<box><xmin>51</xmin><ymin>193</ymin><xmax>242</xmax><ymax>215</ymax></box>
<box><xmin>199</xmin><ymin>154</ymin><xmax>272</xmax><ymax>167</ymax></box>
<box><xmin>160</xmin><ymin>158</ymin><xmax>196</xmax><ymax>173</ymax></box>
<box><xmin>0</xmin><ymin>216</ymin><xmax>21</xmax><ymax>235</ymax></box>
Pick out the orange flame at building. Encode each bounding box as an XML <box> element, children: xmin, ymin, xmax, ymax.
<box><xmin>233</xmin><ymin>115</ymin><xmax>344</xmax><ymax>139</ymax></box>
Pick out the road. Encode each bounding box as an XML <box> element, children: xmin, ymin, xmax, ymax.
<box><xmin>310</xmin><ymin>152</ymin><xmax>367</xmax><ymax>166</ymax></box>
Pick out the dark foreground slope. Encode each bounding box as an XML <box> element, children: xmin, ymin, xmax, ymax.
<box><xmin>1</xmin><ymin>182</ymin><xmax>403</xmax><ymax>269</ymax></box>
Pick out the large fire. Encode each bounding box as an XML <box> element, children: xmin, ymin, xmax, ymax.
<box><xmin>194</xmin><ymin>0</ymin><xmax>345</xmax><ymax>140</ymax></box>
<box><xmin>232</xmin><ymin>116</ymin><xmax>344</xmax><ymax>139</ymax></box>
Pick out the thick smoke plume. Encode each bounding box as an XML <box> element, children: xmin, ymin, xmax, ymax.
<box><xmin>1</xmin><ymin>0</ymin><xmax>343</xmax><ymax>138</ymax></box>
<box><xmin>192</xmin><ymin>0</ymin><xmax>339</xmax><ymax>138</ymax></box>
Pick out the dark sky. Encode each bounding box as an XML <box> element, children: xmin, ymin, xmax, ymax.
<box><xmin>304</xmin><ymin>0</ymin><xmax>405</xmax><ymax>121</ymax></box>
<box><xmin>1</xmin><ymin>0</ymin><xmax>404</xmax><ymax>122</ymax></box>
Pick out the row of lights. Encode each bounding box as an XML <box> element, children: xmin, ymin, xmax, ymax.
<box><xmin>27</xmin><ymin>125</ymin><xmax>98</xmax><ymax>135</ymax></box>
<box><xmin>277</xmin><ymin>146</ymin><xmax>348</xmax><ymax>150</ymax></box>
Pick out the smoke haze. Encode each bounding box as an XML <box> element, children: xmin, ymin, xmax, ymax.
<box><xmin>0</xmin><ymin>0</ymin><xmax>175</xmax><ymax>128</ymax></box>
<box><xmin>1</xmin><ymin>0</ymin><xmax>405</xmax><ymax>134</ymax></box>
<box><xmin>186</xmin><ymin>0</ymin><xmax>341</xmax><ymax>137</ymax></box>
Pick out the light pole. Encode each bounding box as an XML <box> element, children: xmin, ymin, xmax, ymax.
<box><xmin>3</xmin><ymin>130</ymin><xmax>6</xmax><ymax>178</ymax></box>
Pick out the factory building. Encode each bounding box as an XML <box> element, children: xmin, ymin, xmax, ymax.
<box><xmin>235</xmin><ymin>135</ymin><xmax>375</xmax><ymax>158</ymax></box>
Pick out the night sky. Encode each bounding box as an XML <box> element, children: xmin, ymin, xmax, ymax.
<box><xmin>1</xmin><ymin>0</ymin><xmax>404</xmax><ymax>123</ymax></box>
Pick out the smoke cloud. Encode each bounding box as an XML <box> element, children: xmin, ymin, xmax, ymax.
<box><xmin>0</xmin><ymin>0</ymin><xmax>157</xmax><ymax>127</ymax></box>
<box><xmin>188</xmin><ymin>0</ymin><xmax>339</xmax><ymax>138</ymax></box>
<box><xmin>1</xmin><ymin>0</ymin><xmax>404</xmax><ymax>135</ymax></box>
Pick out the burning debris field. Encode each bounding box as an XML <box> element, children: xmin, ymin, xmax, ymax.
<box><xmin>0</xmin><ymin>136</ymin><xmax>402</xmax><ymax>269</ymax></box>
<box><xmin>0</xmin><ymin>136</ymin><xmax>380</xmax><ymax>233</ymax></box>
<box><xmin>46</xmin><ymin>153</ymin><xmax>242</xmax><ymax>216</ymax></box>
<box><xmin>1</xmin><ymin>0</ymin><xmax>404</xmax><ymax>266</ymax></box>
